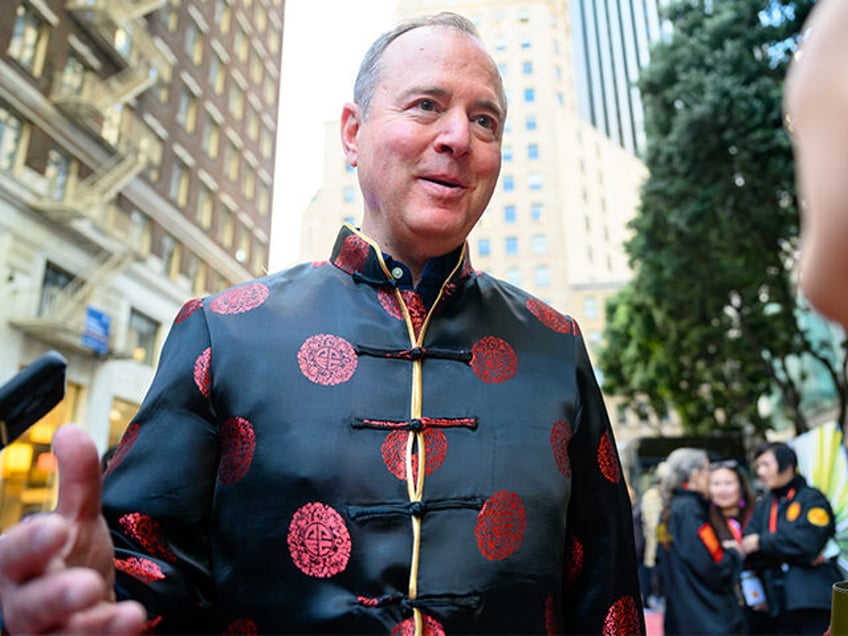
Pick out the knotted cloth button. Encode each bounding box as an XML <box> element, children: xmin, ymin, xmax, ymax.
<box><xmin>409</xmin><ymin>501</ymin><xmax>426</xmax><ymax>517</ymax></box>
<box><xmin>409</xmin><ymin>418</ymin><xmax>423</xmax><ymax>432</ymax></box>
<box><xmin>408</xmin><ymin>347</ymin><xmax>424</xmax><ymax>360</ymax></box>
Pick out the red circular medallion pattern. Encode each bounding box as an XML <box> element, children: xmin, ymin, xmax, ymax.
<box><xmin>602</xmin><ymin>596</ymin><xmax>641</xmax><ymax>636</ymax></box>
<box><xmin>475</xmin><ymin>490</ymin><xmax>527</xmax><ymax>560</ymax></box>
<box><xmin>297</xmin><ymin>334</ymin><xmax>358</xmax><ymax>386</ymax></box>
<box><xmin>193</xmin><ymin>347</ymin><xmax>212</xmax><ymax>397</ymax></box>
<box><xmin>103</xmin><ymin>421</ymin><xmax>140</xmax><ymax>477</ymax></box>
<box><xmin>390</xmin><ymin>614</ymin><xmax>446</xmax><ymax>636</ymax></box>
<box><xmin>526</xmin><ymin>298</ymin><xmax>572</xmax><ymax>334</ymax></box>
<box><xmin>545</xmin><ymin>595</ymin><xmax>557</xmax><ymax>636</ymax></box>
<box><xmin>550</xmin><ymin>420</ymin><xmax>573</xmax><ymax>477</ymax></box>
<box><xmin>470</xmin><ymin>336</ymin><xmax>518</xmax><ymax>384</ymax></box>
<box><xmin>565</xmin><ymin>536</ymin><xmax>584</xmax><ymax>587</ymax></box>
<box><xmin>113</xmin><ymin>556</ymin><xmax>165</xmax><ymax>584</ymax></box>
<box><xmin>333</xmin><ymin>234</ymin><xmax>369</xmax><ymax>275</ymax></box>
<box><xmin>210</xmin><ymin>282</ymin><xmax>269</xmax><ymax>315</ymax></box>
<box><xmin>175</xmin><ymin>298</ymin><xmax>202</xmax><ymax>323</ymax></box>
<box><xmin>223</xmin><ymin>618</ymin><xmax>258</xmax><ymax>635</ymax></box>
<box><xmin>287</xmin><ymin>502</ymin><xmax>351</xmax><ymax>578</ymax></box>
<box><xmin>218</xmin><ymin>416</ymin><xmax>255</xmax><ymax>484</ymax></box>
<box><xmin>118</xmin><ymin>512</ymin><xmax>177</xmax><ymax>564</ymax></box>
<box><xmin>381</xmin><ymin>429</ymin><xmax>448</xmax><ymax>481</ymax></box>
<box><xmin>597</xmin><ymin>431</ymin><xmax>622</xmax><ymax>483</ymax></box>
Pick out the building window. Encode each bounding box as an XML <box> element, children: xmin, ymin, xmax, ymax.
<box><xmin>267</xmin><ymin>28</ymin><xmax>280</xmax><ymax>55</ymax></box>
<box><xmin>39</xmin><ymin>262</ymin><xmax>74</xmax><ymax>318</ymax></box>
<box><xmin>215</xmin><ymin>0</ymin><xmax>231</xmax><ymax>33</ymax></box>
<box><xmin>219</xmin><ymin>208</ymin><xmax>234</xmax><ymax>247</ymax></box>
<box><xmin>526</xmin><ymin>115</ymin><xmax>537</xmax><ymax>131</ymax></box>
<box><xmin>534</xmin><ymin>265</ymin><xmax>550</xmax><ymax>288</ymax></box>
<box><xmin>246</xmin><ymin>105</ymin><xmax>260</xmax><ymax>141</ymax></box>
<box><xmin>505</xmin><ymin>266</ymin><xmax>521</xmax><ymax>287</ymax></box>
<box><xmin>522</xmin><ymin>61</ymin><xmax>533</xmax><ymax>75</ymax></box>
<box><xmin>528</xmin><ymin>173</ymin><xmax>543</xmax><ymax>190</ymax></box>
<box><xmin>531</xmin><ymin>203</ymin><xmax>543</xmax><ymax>221</ymax></box>
<box><xmin>532</xmin><ymin>233</ymin><xmax>547</xmax><ymax>254</ymax></box>
<box><xmin>161</xmin><ymin>233</ymin><xmax>180</xmax><ymax>279</ymax></box>
<box><xmin>523</xmin><ymin>88</ymin><xmax>535</xmax><ymax>103</ymax></box>
<box><xmin>503</xmin><ymin>175</ymin><xmax>514</xmax><ymax>192</ymax></box>
<box><xmin>257</xmin><ymin>182</ymin><xmax>270</xmax><ymax>217</ymax></box>
<box><xmin>505</xmin><ymin>236</ymin><xmax>518</xmax><ymax>255</ymax></box>
<box><xmin>250</xmin><ymin>55</ymin><xmax>264</xmax><ymax>85</ymax></box>
<box><xmin>0</xmin><ymin>105</ymin><xmax>23</xmax><ymax>172</ymax></box>
<box><xmin>229</xmin><ymin>82</ymin><xmax>245</xmax><ymax>120</ymax></box>
<box><xmin>234</xmin><ymin>27</ymin><xmax>249</xmax><ymax>62</ymax></box>
<box><xmin>202</xmin><ymin>118</ymin><xmax>220</xmax><ymax>158</ymax></box>
<box><xmin>225</xmin><ymin>142</ymin><xmax>239</xmax><ymax>180</ymax></box>
<box><xmin>59</xmin><ymin>55</ymin><xmax>85</xmax><ymax>93</ymax></box>
<box><xmin>343</xmin><ymin>185</ymin><xmax>356</xmax><ymax>204</ymax></box>
<box><xmin>502</xmin><ymin>145</ymin><xmax>512</xmax><ymax>162</ymax></box>
<box><xmin>243</xmin><ymin>166</ymin><xmax>256</xmax><ymax>200</ymax></box>
<box><xmin>209</xmin><ymin>51</ymin><xmax>225</xmax><ymax>94</ymax></box>
<box><xmin>528</xmin><ymin>143</ymin><xmax>539</xmax><ymax>160</ymax></box>
<box><xmin>504</xmin><ymin>205</ymin><xmax>516</xmax><ymax>224</ymax></box>
<box><xmin>197</xmin><ymin>183</ymin><xmax>214</xmax><ymax>229</ymax></box>
<box><xmin>236</xmin><ymin>226</ymin><xmax>250</xmax><ymax>263</ymax></box>
<box><xmin>168</xmin><ymin>159</ymin><xmax>189</xmax><ymax>206</ymax></box>
<box><xmin>129</xmin><ymin>209</ymin><xmax>150</xmax><ymax>253</ymax></box>
<box><xmin>260</xmin><ymin>125</ymin><xmax>273</xmax><ymax>158</ymax></box>
<box><xmin>45</xmin><ymin>149</ymin><xmax>70</xmax><ymax>201</ymax></box>
<box><xmin>176</xmin><ymin>87</ymin><xmax>197</xmax><ymax>133</ymax></box>
<box><xmin>184</xmin><ymin>19</ymin><xmax>204</xmax><ymax>65</ymax></box>
<box><xmin>584</xmin><ymin>296</ymin><xmax>598</xmax><ymax>319</ymax></box>
<box><xmin>478</xmin><ymin>238</ymin><xmax>490</xmax><ymax>256</ymax></box>
<box><xmin>127</xmin><ymin>309</ymin><xmax>159</xmax><ymax>366</ymax></box>
<box><xmin>8</xmin><ymin>3</ymin><xmax>47</xmax><ymax>76</ymax></box>
<box><xmin>520</xmin><ymin>38</ymin><xmax>531</xmax><ymax>49</ymax></box>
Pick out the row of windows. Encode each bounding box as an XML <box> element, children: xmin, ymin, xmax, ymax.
<box><xmin>503</xmin><ymin>143</ymin><xmax>540</xmax><ymax>161</ymax></box>
<box><xmin>496</xmin><ymin>265</ymin><xmax>551</xmax><ymax>289</ymax></box>
<box><xmin>502</xmin><ymin>173</ymin><xmax>544</xmax><ymax>192</ymax></box>
<box><xmin>477</xmin><ymin>234</ymin><xmax>548</xmax><ymax>257</ymax></box>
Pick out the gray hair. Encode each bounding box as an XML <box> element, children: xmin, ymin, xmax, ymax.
<box><xmin>353</xmin><ymin>12</ymin><xmax>506</xmax><ymax>118</ymax></box>
<box><xmin>660</xmin><ymin>447</ymin><xmax>708</xmax><ymax>500</ymax></box>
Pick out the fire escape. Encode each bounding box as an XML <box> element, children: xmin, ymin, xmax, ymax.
<box><xmin>14</xmin><ymin>0</ymin><xmax>170</xmax><ymax>355</ymax></box>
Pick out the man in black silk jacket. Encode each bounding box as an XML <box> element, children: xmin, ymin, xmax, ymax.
<box><xmin>0</xmin><ymin>13</ymin><xmax>644</xmax><ymax>635</ymax></box>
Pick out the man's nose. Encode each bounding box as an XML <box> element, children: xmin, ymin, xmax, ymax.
<box><xmin>434</xmin><ymin>110</ymin><xmax>471</xmax><ymax>156</ymax></box>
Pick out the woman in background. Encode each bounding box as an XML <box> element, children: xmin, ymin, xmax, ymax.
<box><xmin>710</xmin><ymin>460</ymin><xmax>770</xmax><ymax>632</ymax></box>
<box><xmin>660</xmin><ymin>448</ymin><xmax>747</xmax><ymax>635</ymax></box>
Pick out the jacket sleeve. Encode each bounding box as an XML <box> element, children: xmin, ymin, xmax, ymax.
<box><xmin>102</xmin><ymin>298</ymin><xmax>219</xmax><ymax>632</ymax></box>
<box><xmin>758</xmin><ymin>489</ymin><xmax>836</xmax><ymax>565</ymax></box>
<box><xmin>562</xmin><ymin>332</ymin><xmax>645</xmax><ymax>635</ymax></box>
<box><xmin>671</xmin><ymin>498</ymin><xmax>743</xmax><ymax>592</ymax></box>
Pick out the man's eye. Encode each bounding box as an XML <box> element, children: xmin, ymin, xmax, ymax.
<box><xmin>417</xmin><ymin>99</ymin><xmax>436</xmax><ymax>111</ymax></box>
<box><xmin>475</xmin><ymin>114</ymin><xmax>497</xmax><ymax>130</ymax></box>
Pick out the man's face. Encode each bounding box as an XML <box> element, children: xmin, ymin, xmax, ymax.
<box><xmin>755</xmin><ymin>450</ymin><xmax>793</xmax><ymax>490</ymax></box>
<box><xmin>341</xmin><ymin>26</ymin><xmax>504</xmax><ymax>266</ymax></box>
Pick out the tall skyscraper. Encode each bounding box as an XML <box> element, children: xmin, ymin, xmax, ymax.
<box><xmin>298</xmin><ymin>0</ymin><xmax>676</xmax><ymax>441</ymax></box>
<box><xmin>570</xmin><ymin>0</ymin><xmax>662</xmax><ymax>156</ymax></box>
<box><xmin>0</xmin><ymin>0</ymin><xmax>285</xmax><ymax>528</ymax></box>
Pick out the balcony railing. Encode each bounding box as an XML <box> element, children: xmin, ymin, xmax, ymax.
<box><xmin>51</xmin><ymin>64</ymin><xmax>156</xmax><ymax>120</ymax></box>
<box><xmin>65</xmin><ymin>0</ymin><xmax>171</xmax><ymax>81</ymax></box>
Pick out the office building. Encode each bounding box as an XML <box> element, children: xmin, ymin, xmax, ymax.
<box><xmin>0</xmin><ymin>0</ymin><xmax>285</xmax><ymax>528</ymax></box>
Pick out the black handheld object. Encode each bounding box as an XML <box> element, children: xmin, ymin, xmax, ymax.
<box><xmin>0</xmin><ymin>350</ymin><xmax>67</xmax><ymax>450</ymax></box>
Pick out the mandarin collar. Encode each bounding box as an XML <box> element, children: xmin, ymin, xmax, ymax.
<box><xmin>329</xmin><ymin>224</ymin><xmax>475</xmax><ymax>293</ymax></box>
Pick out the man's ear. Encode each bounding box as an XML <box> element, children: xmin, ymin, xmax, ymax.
<box><xmin>341</xmin><ymin>102</ymin><xmax>361</xmax><ymax>167</ymax></box>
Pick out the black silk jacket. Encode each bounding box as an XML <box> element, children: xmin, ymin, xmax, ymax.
<box><xmin>102</xmin><ymin>226</ymin><xmax>644</xmax><ymax>635</ymax></box>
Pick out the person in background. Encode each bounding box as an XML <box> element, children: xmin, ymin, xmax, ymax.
<box><xmin>659</xmin><ymin>447</ymin><xmax>747</xmax><ymax>635</ymax></box>
<box><xmin>641</xmin><ymin>463</ymin><xmax>666</xmax><ymax>611</ymax></box>
<box><xmin>783</xmin><ymin>0</ymin><xmax>848</xmax><ymax>325</ymax></box>
<box><xmin>742</xmin><ymin>442</ymin><xmax>841</xmax><ymax>635</ymax></box>
<box><xmin>0</xmin><ymin>13</ymin><xmax>644</xmax><ymax>635</ymax></box>
<box><xmin>709</xmin><ymin>459</ymin><xmax>768</xmax><ymax>632</ymax></box>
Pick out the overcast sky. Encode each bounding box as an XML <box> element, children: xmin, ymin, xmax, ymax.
<box><xmin>269</xmin><ymin>1</ymin><xmax>398</xmax><ymax>270</ymax></box>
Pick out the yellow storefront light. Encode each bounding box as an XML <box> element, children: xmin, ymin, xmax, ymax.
<box><xmin>2</xmin><ymin>443</ymin><xmax>33</xmax><ymax>473</ymax></box>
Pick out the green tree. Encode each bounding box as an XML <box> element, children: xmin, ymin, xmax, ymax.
<box><xmin>598</xmin><ymin>0</ymin><xmax>848</xmax><ymax>439</ymax></box>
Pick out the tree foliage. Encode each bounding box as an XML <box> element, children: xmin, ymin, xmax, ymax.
<box><xmin>598</xmin><ymin>0</ymin><xmax>848</xmax><ymax>438</ymax></box>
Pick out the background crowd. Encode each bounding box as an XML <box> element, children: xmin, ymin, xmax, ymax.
<box><xmin>631</xmin><ymin>441</ymin><xmax>843</xmax><ymax>635</ymax></box>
